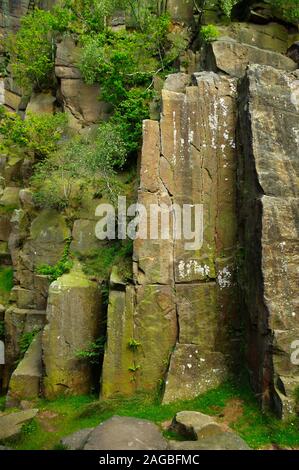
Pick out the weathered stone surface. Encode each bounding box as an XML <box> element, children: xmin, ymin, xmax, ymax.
<box><xmin>1</xmin><ymin>154</ymin><xmax>24</xmax><ymax>186</ymax></box>
<box><xmin>133</xmin><ymin>190</ymin><xmax>174</xmax><ymax>286</ymax></box>
<box><xmin>163</xmin><ymin>73</ymin><xmax>191</xmax><ymax>93</ymax></box>
<box><xmin>238</xmin><ymin>65</ymin><xmax>299</xmax><ymax>418</ymax></box>
<box><xmin>61</xmin><ymin>428</ymin><xmax>94</xmax><ymax>450</ymax></box>
<box><xmin>0</xmin><ymin>1</ymin><xmax>30</xmax><ymax>34</ymax></box>
<box><xmin>166</xmin><ymin>0</ymin><xmax>194</xmax><ymax>23</ymax></box>
<box><xmin>101</xmin><ymin>286</ymin><xmax>135</xmax><ymax>399</ymax></box>
<box><xmin>26</xmin><ymin>92</ymin><xmax>56</xmax><ymax>115</ymax></box>
<box><xmin>163</xmin><ymin>345</ymin><xmax>228</xmax><ymax>403</ymax></box>
<box><xmin>0</xmin><ymin>214</ymin><xmax>12</xmax><ymax>241</ymax></box>
<box><xmin>3</xmin><ymin>89</ymin><xmax>21</xmax><ymax>111</ymax></box>
<box><xmin>176</xmin><ymin>283</ymin><xmax>218</xmax><ymax>348</ymax></box>
<box><xmin>103</xmin><ymin>71</ymin><xmax>239</xmax><ymax>400</ymax></box>
<box><xmin>84</xmin><ymin>416</ymin><xmax>169</xmax><ymax>450</ymax></box>
<box><xmin>7</xmin><ymin>331</ymin><xmax>42</xmax><ymax>405</ymax></box>
<box><xmin>204</xmin><ymin>39</ymin><xmax>296</xmax><ymax>78</ymax></box>
<box><xmin>43</xmin><ymin>270</ymin><xmax>102</xmax><ymax>398</ymax></box>
<box><xmin>169</xmin><ymin>432</ymin><xmax>251</xmax><ymax>450</ymax></box>
<box><xmin>60</xmin><ymin>78</ymin><xmax>111</xmax><ymax>125</ymax></box>
<box><xmin>287</xmin><ymin>41</ymin><xmax>299</xmax><ymax>65</ymax></box>
<box><xmin>70</xmin><ymin>219</ymin><xmax>101</xmax><ymax>256</ymax></box>
<box><xmin>217</xmin><ymin>22</ymin><xmax>289</xmax><ymax>53</ymax></box>
<box><xmin>3</xmin><ymin>307</ymin><xmax>46</xmax><ymax>390</ymax></box>
<box><xmin>0</xmin><ymin>187</ymin><xmax>20</xmax><ymax>208</ymax></box>
<box><xmin>171</xmin><ymin>411</ymin><xmax>220</xmax><ymax>440</ymax></box>
<box><xmin>0</xmin><ymin>408</ymin><xmax>38</xmax><ymax>442</ymax></box>
<box><xmin>19</xmin><ymin>189</ymin><xmax>34</xmax><ymax>210</ymax></box>
<box><xmin>102</xmin><ymin>283</ymin><xmax>177</xmax><ymax>398</ymax></box>
<box><xmin>133</xmin><ymin>285</ymin><xmax>178</xmax><ymax>392</ymax></box>
<box><xmin>22</xmin><ymin>209</ymin><xmax>71</xmax><ymax>270</ymax></box>
<box><xmin>162</xmin><ymin>73</ymin><xmax>238</xmax><ymax>282</ymax></box>
<box><xmin>55</xmin><ymin>36</ymin><xmax>82</xmax><ymax>79</ymax></box>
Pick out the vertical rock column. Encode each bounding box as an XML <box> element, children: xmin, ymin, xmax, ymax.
<box><xmin>43</xmin><ymin>270</ymin><xmax>102</xmax><ymax>398</ymax></box>
<box><xmin>238</xmin><ymin>65</ymin><xmax>299</xmax><ymax>418</ymax></box>
<box><xmin>102</xmin><ymin>72</ymin><xmax>239</xmax><ymax>400</ymax></box>
<box><xmin>162</xmin><ymin>73</ymin><xmax>238</xmax><ymax>403</ymax></box>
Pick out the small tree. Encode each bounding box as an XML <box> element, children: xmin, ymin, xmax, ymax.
<box><xmin>7</xmin><ymin>9</ymin><xmax>58</xmax><ymax>91</ymax></box>
<box><xmin>31</xmin><ymin>122</ymin><xmax>127</xmax><ymax>209</ymax></box>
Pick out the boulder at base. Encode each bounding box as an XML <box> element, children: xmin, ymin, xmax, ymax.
<box><xmin>0</xmin><ymin>409</ymin><xmax>38</xmax><ymax>441</ymax></box>
<box><xmin>83</xmin><ymin>416</ymin><xmax>169</xmax><ymax>450</ymax></box>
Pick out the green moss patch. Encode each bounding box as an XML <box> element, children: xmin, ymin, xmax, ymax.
<box><xmin>6</xmin><ymin>380</ymin><xmax>299</xmax><ymax>450</ymax></box>
<box><xmin>0</xmin><ymin>266</ymin><xmax>13</xmax><ymax>303</ymax></box>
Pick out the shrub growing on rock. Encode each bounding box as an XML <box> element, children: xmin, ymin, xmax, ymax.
<box><xmin>31</xmin><ymin>122</ymin><xmax>127</xmax><ymax>209</ymax></box>
<box><xmin>0</xmin><ymin>107</ymin><xmax>67</xmax><ymax>158</ymax></box>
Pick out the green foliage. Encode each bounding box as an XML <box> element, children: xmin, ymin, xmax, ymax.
<box><xmin>271</xmin><ymin>0</ymin><xmax>299</xmax><ymax>22</ymax></box>
<box><xmin>79</xmin><ymin>16</ymin><xmax>187</xmax><ymax>153</ymax></box>
<box><xmin>21</xmin><ymin>419</ymin><xmax>38</xmax><ymax>436</ymax></box>
<box><xmin>0</xmin><ymin>320</ymin><xmax>4</xmax><ymax>340</ymax></box>
<box><xmin>0</xmin><ymin>267</ymin><xmax>13</xmax><ymax>294</ymax></box>
<box><xmin>60</xmin><ymin>0</ymin><xmax>121</xmax><ymax>33</ymax></box>
<box><xmin>128</xmin><ymin>338</ymin><xmax>141</xmax><ymax>352</ymax></box>
<box><xmin>31</xmin><ymin>122</ymin><xmax>127</xmax><ymax>209</ymax></box>
<box><xmin>76</xmin><ymin>337</ymin><xmax>106</xmax><ymax>364</ymax></box>
<box><xmin>219</xmin><ymin>0</ymin><xmax>239</xmax><ymax>17</ymax></box>
<box><xmin>128</xmin><ymin>362</ymin><xmax>141</xmax><ymax>382</ymax></box>
<box><xmin>80</xmin><ymin>240</ymin><xmax>133</xmax><ymax>280</ymax></box>
<box><xmin>217</xmin><ymin>0</ymin><xmax>299</xmax><ymax>23</ymax></box>
<box><xmin>0</xmin><ymin>396</ymin><xmax>5</xmax><ymax>412</ymax></box>
<box><xmin>128</xmin><ymin>363</ymin><xmax>141</xmax><ymax>372</ymax></box>
<box><xmin>6</xmin><ymin>9</ymin><xmax>59</xmax><ymax>91</ymax></box>
<box><xmin>200</xmin><ymin>24</ymin><xmax>220</xmax><ymax>42</ymax></box>
<box><xmin>79</xmin><ymin>30</ymin><xmax>158</xmax><ymax>104</ymax></box>
<box><xmin>0</xmin><ymin>107</ymin><xmax>67</xmax><ymax>158</ymax></box>
<box><xmin>18</xmin><ymin>329</ymin><xmax>39</xmax><ymax>361</ymax></box>
<box><xmin>36</xmin><ymin>238</ymin><xmax>73</xmax><ymax>281</ymax></box>
<box><xmin>111</xmin><ymin>88</ymin><xmax>152</xmax><ymax>153</ymax></box>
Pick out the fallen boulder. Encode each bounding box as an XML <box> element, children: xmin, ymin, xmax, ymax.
<box><xmin>83</xmin><ymin>416</ymin><xmax>169</xmax><ymax>450</ymax></box>
<box><xmin>169</xmin><ymin>432</ymin><xmax>251</xmax><ymax>450</ymax></box>
<box><xmin>61</xmin><ymin>428</ymin><xmax>94</xmax><ymax>450</ymax></box>
<box><xmin>171</xmin><ymin>411</ymin><xmax>223</xmax><ymax>440</ymax></box>
<box><xmin>0</xmin><ymin>409</ymin><xmax>38</xmax><ymax>442</ymax></box>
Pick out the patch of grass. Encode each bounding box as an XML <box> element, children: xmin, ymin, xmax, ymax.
<box><xmin>0</xmin><ymin>267</ymin><xmax>14</xmax><ymax>303</ymax></box>
<box><xmin>0</xmin><ymin>396</ymin><xmax>6</xmax><ymax>411</ymax></box>
<box><xmin>7</xmin><ymin>381</ymin><xmax>299</xmax><ymax>450</ymax></box>
<box><xmin>0</xmin><ymin>204</ymin><xmax>19</xmax><ymax>214</ymax></box>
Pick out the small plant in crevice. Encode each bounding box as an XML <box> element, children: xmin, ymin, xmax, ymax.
<box><xmin>76</xmin><ymin>336</ymin><xmax>106</xmax><ymax>365</ymax></box>
<box><xmin>21</xmin><ymin>419</ymin><xmax>38</xmax><ymax>436</ymax></box>
<box><xmin>200</xmin><ymin>24</ymin><xmax>220</xmax><ymax>43</ymax></box>
<box><xmin>128</xmin><ymin>362</ymin><xmax>141</xmax><ymax>383</ymax></box>
<box><xmin>220</xmin><ymin>0</ymin><xmax>239</xmax><ymax>17</ymax></box>
<box><xmin>17</xmin><ymin>328</ymin><xmax>40</xmax><ymax>364</ymax></box>
<box><xmin>127</xmin><ymin>338</ymin><xmax>142</xmax><ymax>384</ymax></box>
<box><xmin>128</xmin><ymin>338</ymin><xmax>141</xmax><ymax>352</ymax></box>
<box><xmin>36</xmin><ymin>237</ymin><xmax>73</xmax><ymax>281</ymax></box>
